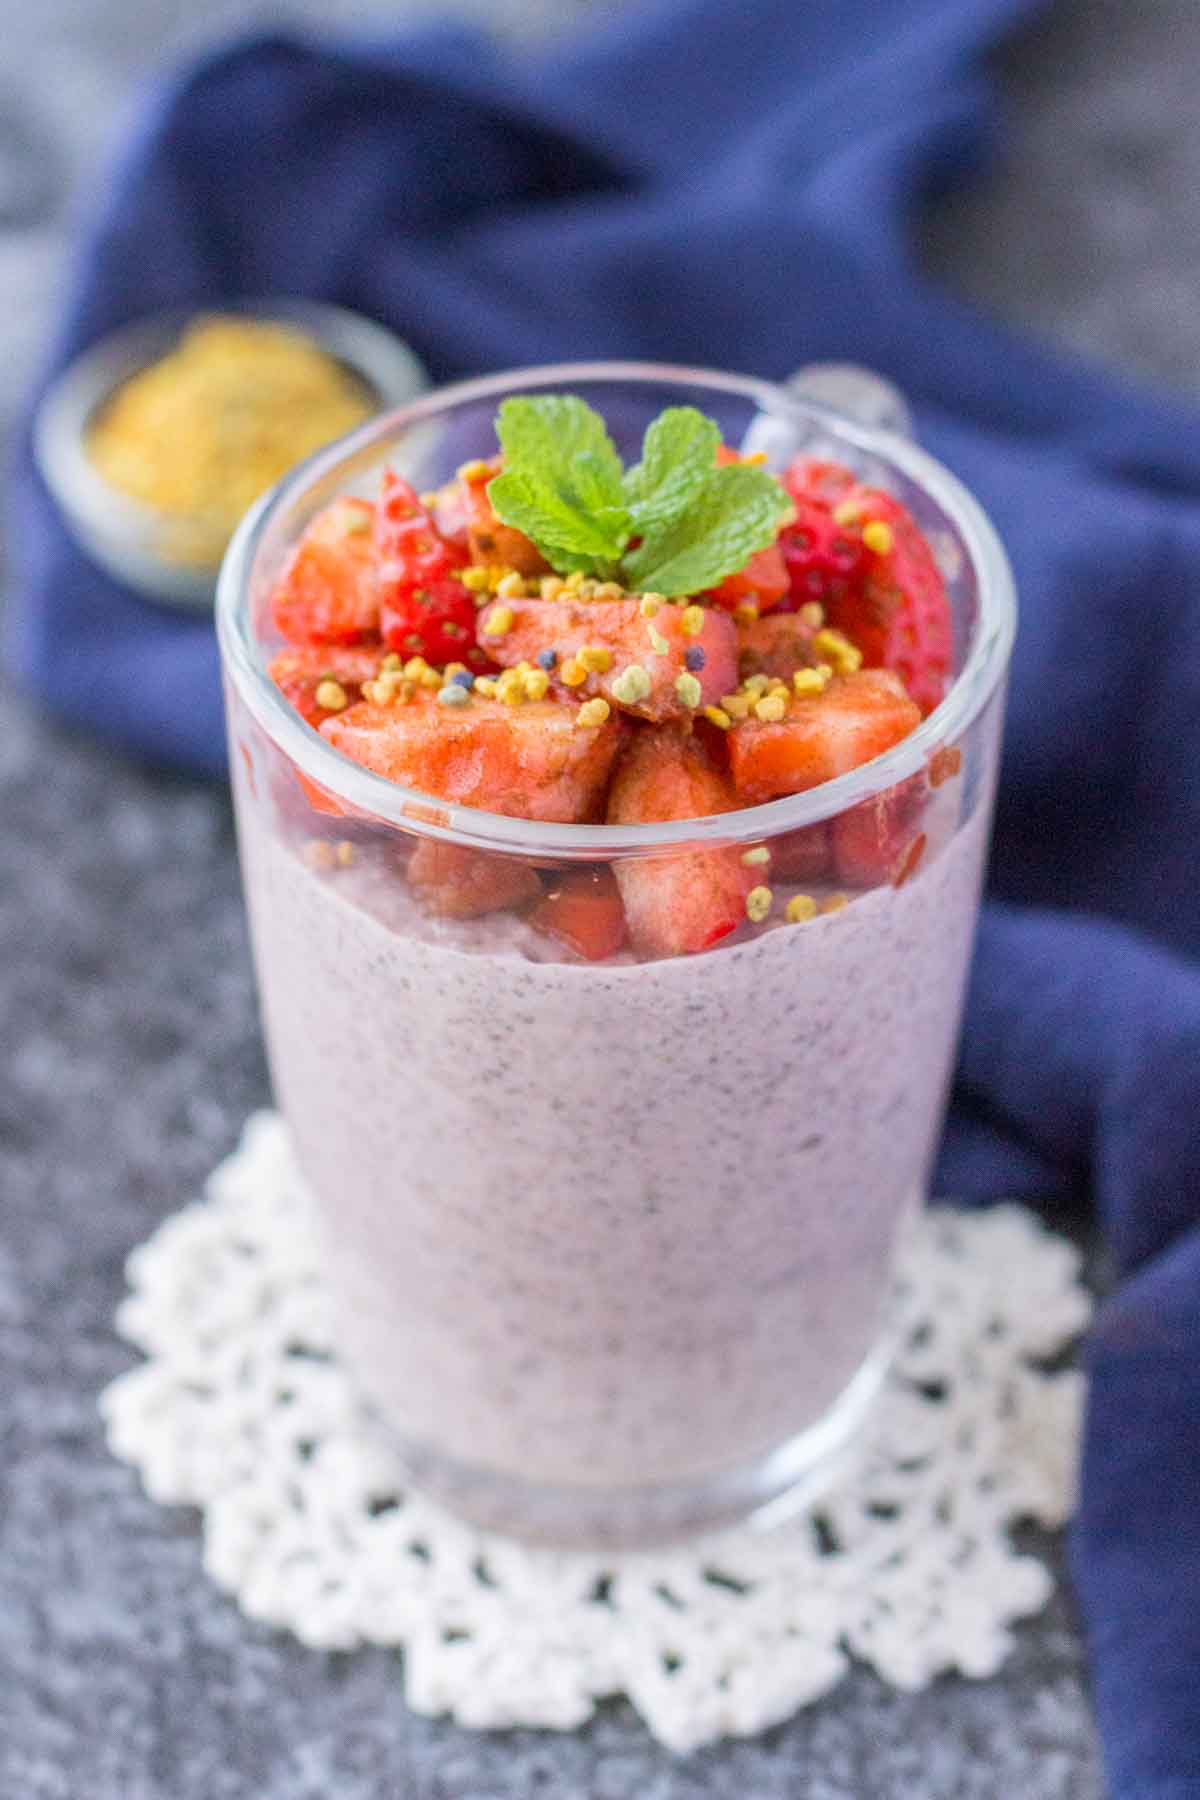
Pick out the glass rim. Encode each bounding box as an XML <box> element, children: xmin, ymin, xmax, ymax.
<box><xmin>216</xmin><ymin>359</ymin><xmax>1016</xmax><ymax>858</ymax></box>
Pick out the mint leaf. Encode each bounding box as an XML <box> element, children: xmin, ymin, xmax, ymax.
<box><xmin>490</xmin><ymin>395</ymin><xmax>631</xmax><ymax>575</ymax></box>
<box><xmin>622</xmin><ymin>406</ymin><xmax>720</xmax><ymax>538</ymax></box>
<box><xmin>622</xmin><ymin>462</ymin><xmax>794</xmax><ymax>597</ymax></box>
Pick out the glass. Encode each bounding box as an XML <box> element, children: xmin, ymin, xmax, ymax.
<box><xmin>218</xmin><ymin>364</ymin><xmax>1015</xmax><ymax>1545</ymax></box>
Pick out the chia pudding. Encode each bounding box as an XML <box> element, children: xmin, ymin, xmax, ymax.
<box><xmin>236</xmin><ymin>778</ymin><xmax>990</xmax><ymax>1525</ymax></box>
<box><xmin>218</xmin><ymin>371</ymin><xmax>1014</xmax><ymax>1541</ymax></box>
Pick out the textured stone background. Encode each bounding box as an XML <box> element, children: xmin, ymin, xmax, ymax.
<box><xmin>2</xmin><ymin>1</ymin><xmax>1199</xmax><ymax>1794</ymax></box>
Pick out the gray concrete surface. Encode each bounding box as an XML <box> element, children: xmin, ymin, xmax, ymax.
<box><xmin>4</xmin><ymin>0</ymin><xmax>1200</xmax><ymax>1793</ymax></box>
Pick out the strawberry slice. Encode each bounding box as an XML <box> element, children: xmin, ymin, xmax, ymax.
<box><xmin>483</xmin><ymin>598</ymin><xmax>737</xmax><ymax>723</ymax></box>
<box><xmin>268</xmin><ymin>644</ymin><xmax>383</xmax><ymax>728</ymax></box>
<box><xmin>529</xmin><ymin>866</ymin><xmax>627</xmax><ymax>960</ymax></box>
<box><xmin>321</xmin><ymin>692</ymin><xmax>624</xmax><ymax>824</ymax></box>
<box><xmin>606</xmin><ymin>726</ymin><xmax>752</xmax><ymax>957</ymax></box>
<box><xmin>406</xmin><ymin>839</ymin><xmax>541</xmax><ymax>919</ymax></box>
<box><xmin>461</xmin><ymin>457</ymin><xmax>549</xmax><ymax>576</ymax></box>
<box><xmin>771</xmin><ymin>822</ymin><xmax>831</xmax><ymax>883</ymax></box>
<box><xmin>707</xmin><ymin>541</ymin><xmax>790</xmax><ymax>612</ymax></box>
<box><xmin>373</xmin><ymin>471</ymin><xmax>493</xmax><ymax>670</ymax></box>
<box><xmin>270</xmin><ymin>498</ymin><xmax>379</xmax><ymax>646</ymax></box>
<box><xmin>832</xmin><ymin>774</ymin><xmax>928</xmax><ymax>888</ymax></box>
<box><xmin>736</xmin><ymin>611</ymin><xmax>818</xmax><ymax>683</ymax></box>
<box><xmin>728</xmin><ymin>670</ymin><xmax>920</xmax><ymax>804</ymax></box>
<box><xmin>780</xmin><ymin>460</ymin><xmax>953</xmax><ymax>714</ymax></box>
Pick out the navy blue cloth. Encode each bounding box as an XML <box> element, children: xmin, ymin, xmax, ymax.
<box><xmin>7</xmin><ymin>1</ymin><xmax>1200</xmax><ymax>1790</ymax></box>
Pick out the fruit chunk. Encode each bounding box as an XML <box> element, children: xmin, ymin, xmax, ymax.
<box><xmin>708</xmin><ymin>541</ymin><xmax>790</xmax><ymax>612</ymax></box>
<box><xmin>771</xmin><ymin>822</ymin><xmax>831</xmax><ymax>883</ymax></box>
<box><xmin>736</xmin><ymin>611</ymin><xmax>818</xmax><ymax>683</ymax></box>
<box><xmin>373</xmin><ymin>471</ymin><xmax>492</xmax><ymax>669</ymax></box>
<box><xmin>461</xmin><ymin>458</ymin><xmax>549</xmax><ymax>575</ymax></box>
<box><xmin>607</xmin><ymin>727</ymin><xmax>751</xmax><ymax>957</ymax></box>
<box><xmin>268</xmin><ymin>644</ymin><xmax>383</xmax><ymax>727</ymax></box>
<box><xmin>321</xmin><ymin>693</ymin><xmax>624</xmax><ymax>823</ymax></box>
<box><xmin>781</xmin><ymin>460</ymin><xmax>953</xmax><ymax>714</ymax></box>
<box><xmin>406</xmin><ymin>839</ymin><xmax>541</xmax><ymax>919</ymax></box>
<box><xmin>728</xmin><ymin>670</ymin><xmax>920</xmax><ymax>804</ymax></box>
<box><xmin>832</xmin><ymin>775</ymin><xmax>928</xmax><ymax>888</ymax></box>
<box><xmin>270</xmin><ymin>498</ymin><xmax>379</xmax><ymax>646</ymax></box>
<box><xmin>482</xmin><ymin>599</ymin><xmax>737</xmax><ymax>723</ymax></box>
<box><xmin>529</xmin><ymin>866</ymin><xmax>627</xmax><ymax>960</ymax></box>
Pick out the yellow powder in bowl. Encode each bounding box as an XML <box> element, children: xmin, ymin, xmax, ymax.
<box><xmin>86</xmin><ymin>315</ymin><xmax>375</xmax><ymax>566</ymax></box>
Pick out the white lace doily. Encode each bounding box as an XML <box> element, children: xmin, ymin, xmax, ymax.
<box><xmin>101</xmin><ymin>1112</ymin><xmax>1091</xmax><ymax>1754</ymax></box>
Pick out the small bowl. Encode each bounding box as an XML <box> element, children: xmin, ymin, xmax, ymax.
<box><xmin>34</xmin><ymin>298</ymin><xmax>429</xmax><ymax>612</ymax></box>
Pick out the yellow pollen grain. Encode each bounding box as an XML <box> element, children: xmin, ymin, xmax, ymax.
<box><xmin>721</xmin><ymin>692</ymin><xmax>752</xmax><ymax>720</ymax></box>
<box><xmin>674</xmin><ymin>671</ymin><xmax>703</xmax><ymax>709</ymax></box>
<box><xmin>704</xmin><ymin>705</ymin><xmax>731</xmax><ymax>730</ymax></box>
<box><xmin>594</xmin><ymin>581</ymin><xmax>625</xmax><ymax>601</ymax></box>
<box><xmin>314</xmin><ymin>678</ymin><xmax>348</xmax><ymax>712</ymax></box>
<box><xmin>420</xmin><ymin>667</ymin><xmax>442</xmax><ymax>689</ymax></box>
<box><xmin>576</xmin><ymin>697</ymin><xmax>611</xmax><ymax>728</ymax></box>
<box><xmin>483</xmin><ymin>605</ymin><xmax>514</xmax><ymax>637</ymax></box>
<box><xmin>381</xmin><ymin>652</ymin><xmax>402</xmax><ymax>672</ymax></box>
<box><xmin>821</xmin><ymin>892</ymin><xmax>850</xmax><ymax>915</ymax></box>
<box><xmin>798</xmin><ymin>601</ymin><xmax>825</xmax><ymax>628</ymax></box>
<box><xmin>733</xmin><ymin>601</ymin><xmax>759</xmax><ymax>627</ymax></box>
<box><xmin>474</xmin><ymin>677</ymin><xmax>497</xmax><ymax>699</ymax></box>
<box><xmin>832</xmin><ymin>499</ymin><xmax>861</xmax><ymax>527</ymax></box>
<box><xmin>443</xmin><ymin>661</ymin><xmax>467</xmax><ymax>679</ymax></box>
<box><xmin>578</xmin><ymin>644</ymin><xmax>613</xmax><ymax>674</ymax></box>
<box><xmin>681</xmin><ymin>605</ymin><xmax>706</xmax><ymax>637</ymax></box>
<box><xmin>541</xmin><ymin>574</ymin><xmax>567</xmax><ymax>600</ymax></box>
<box><xmin>523</xmin><ymin>669</ymin><xmax>550</xmax><ymax>701</ymax></box>
<box><xmin>786</xmin><ymin>893</ymin><xmax>818</xmax><ymax>923</ymax></box>
<box><xmin>744</xmin><ymin>450</ymin><xmax>769</xmax><ymax>465</ymax></box>
<box><xmin>793</xmin><ymin>667</ymin><xmax>829</xmax><ymax>696</ymax></box>
<box><xmin>457</xmin><ymin>458</ymin><xmax>494</xmax><ymax>483</ymax></box>
<box><xmin>862</xmin><ymin>519</ymin><xmax>894</xmax><ymax>556</ymax></box>
<box><xmin>746</xmin><ymin>885</ymin><xmax>773</xmax><ymax>923</ymax></box>
<box><xmin>813</xmin><ymin>628</ymin><xmax>863</xmax><ymax>674</ymax></box>
<box><xmin>754</xmin><ymin>693</ymin><xmax>787</xmax><ymax>722</ymax></box>
<box><xmin>496</xmin><ymin>571</ymin><xmax>526</xmax><ymax>600</ymax></box>
<box><xmin>560</xmin><ymin>657</ymin><xmax>588</xmax><ymax>688</ymax></box>
<box><xmin>565</xmin><ymin>570</ymin><xmax>586</xmax><ymax>591</ymax></box>
<box><xmin>744</xmin><ymin>672</ymin><xmax>770</xmax><ymax>695</ymax></box>
<box><xmin>639</xmin><ymin>594</ymin><xmax>662</xmax><ymax>618</ymax></box>
<box><xmin>403</xmin><ymin>656</ymin><xmax>431</xmax><ymax>680</ymax></box>
<box><xmin>742</xmin><ymin>845</ymin><xmax>770</xmax><ymax>866</ymax></box>
<box><xmin>611</xmin><ymin>664</ymin><xmax>653</xmax><ymax>706</ymax></box>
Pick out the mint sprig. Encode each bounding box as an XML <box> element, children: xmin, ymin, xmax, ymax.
<box><xmin>485</xmin><ymin>395</ymin><xmax>794</xmax><ymax>597</ymax></box>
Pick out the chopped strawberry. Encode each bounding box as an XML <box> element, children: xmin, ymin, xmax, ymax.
<box><xmin>461</xmin><ymin>459</ymin><xmax>549</xmax><ymax>575</ymax></box>
<box><xmin>832</xmin><ymin>774</ymin><xmax>928</xmax><ymax>888</ymax></box>
<box><xmin>270</xmin><ymin>498</ymin><xmax>379</xmax><ymax>646</ymax></box>
<box><xmin>406</xmin><ymin>839</ymin><xmax>541</xmax><ymax>919</ymax></box>
<box><xmin>321</xmin><ymin>692</ymin><xmax>624</xmax><ymax>824</ymax></box>
<box><xmin>771</xmin><ymin>822</ymin><xmax>831</xmax><ymax>883</ymax></box>
<box><xmin>736</xmin><ymin>611</ymin><xmax>817</xmax><ymax>683</ymax></box>
<box><xmin>372</xmin><ymin>471</ymin><xmax>492</xmax><ymax>669</ymax></box>
<box><xmin>728</xmin><ymin>670</ymin><xmax>920</xmax><ymax>805</ymax></box>
<box><xmin>483</xmin><ymin>599</ymin><xmax>737</xmax><ymax>723</ymax></box>
<box><xmin>529</xmin><ymin>866</ymin><xmax>627</xmax><ymax>960</ymax></box>
<box><xmin>780</xmin><ymin>460</ymin><xmax>953</xmax><ymax>715</ymax></box>
<box><xmin>268</xmin><ymin>644</ymin><xmax>383</xmax><ymax>727</ymax></box>
<box><xmin>708</xmin><ymin>541</ymin><xmax>790</xmax><ymax>612</ymax></box>
<box><xmin>606</xmin><ymin>727</ymin><xmax>752</xmax><ymax>957</ymax></box>
<box><xmin>777</xmin><ymin>479</ymin><xmax>867</xmax><ymax>614</ymax></box>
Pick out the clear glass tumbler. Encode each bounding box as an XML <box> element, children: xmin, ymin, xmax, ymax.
<box><xmin>217</xmin><ymin>364</ymin><xmax>1015</xmax><ymax>1545</ymax></box>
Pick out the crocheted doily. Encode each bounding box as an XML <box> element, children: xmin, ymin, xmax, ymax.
<box><xmin>102</xmin><ymin>1113</ymin><xmax>1091</xmax><ymax>1754</ymax></box>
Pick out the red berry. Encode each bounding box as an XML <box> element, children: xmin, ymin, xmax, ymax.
<box><xmin>374</xmin><ymin>469</ymin><xmax>496</xmax><ymax>671</ymax></box>
<box><xmin>779</xmin><ymin>460</ymin><xmax>954</xmax><ymax>715</ymax></box>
